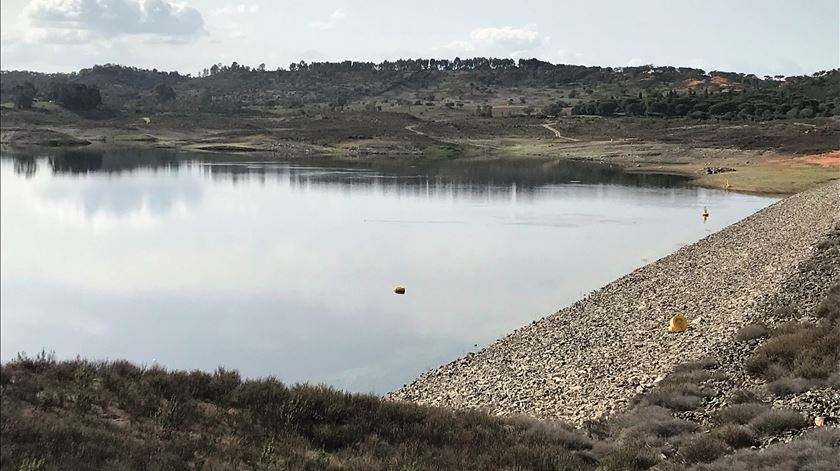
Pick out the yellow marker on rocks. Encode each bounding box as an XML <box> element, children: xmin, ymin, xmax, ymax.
<box><xmin>669</xmin><ymin>314</ymin><xmax>688</xmax><ymax>333</ymax></box>
<box><xmin>393</xmin><ymin>286</ymin><xmax>406</xmax><ymax>295</ymax></box>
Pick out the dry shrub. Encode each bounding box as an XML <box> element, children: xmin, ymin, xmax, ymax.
<box><xmin>714</xmin><ymin>403</ymin><xmax>769</xmax><ymax>425</ymax></box>
<box><xmin>746</xmin><ymin>321</ymin><xmax>840</xmax><ymax>381</ymax></box>
<box><xmin>726</xmin><ymin>389</ymin><xmax>758</xmax><ymax>405</ymax></box>
<box><xmin>691</xmin><ymin>427</ymin><xmax>840</xmax><ymax>471</ymax></box>
<box><xmin>710</xmin><ymin>425</ymin><xmax>758</xmax><ymax>449</ymax></box>
<box><xmin>815</xmin><ymin>284</ymin><xmax>840</xmax><ymax>322</ymax></box>
<box><xmin>678</xmin><ymin>434</ymin><xmax>730</xmax><ymax>464</ymax></box>
<box><xmin>766</xmin><ymin>377</ymin><xmax>809</xmax><ymax>397</ymax></box>
<box><xmin>509</xmin><ymin>415</ymin><xmax>593</xmax><ymax>451</ymax></box>
<box><xmin>749</xmin><ymin>409</ymin><xmax>809</xmax><ymax>436</ymax></box>
<box><xmin>613</xmin><ymin>407</ymin><xmax>700</xmax><ymax>442</ymax></box>
<box><xmin>642</xmin><ymin>383</ymin><xmax>709</xmax><ymax>411</ymax></box>
<box><xmin>734</xmin><ymin>323</ymin><xmax>768</xmax><ymax>341</ymax></box>
<box><xmin>597</xmin><ymin>444</ymin><xmax>659</xmax><ymax>471</ymax></box>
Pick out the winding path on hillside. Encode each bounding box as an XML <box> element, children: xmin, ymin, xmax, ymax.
<box><xmin>541</xmin><ymin>123</ymin><xmax>580</xmax><ymax>142</ymax></box>
<box><xmin>405</xmin><ymin>124</ymin><xmax>426</xmax><ymax>136</ymax></box>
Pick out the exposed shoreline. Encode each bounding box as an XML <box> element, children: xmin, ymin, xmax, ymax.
<box><xmin>2</xmin><ymin>107</ymin><xmax>838</xmax><ymax>195</ymax></box>
<box><xmin>390</xmin><ymin>180</ymin><xmax>840</xmax><ymax>425</ymax></box>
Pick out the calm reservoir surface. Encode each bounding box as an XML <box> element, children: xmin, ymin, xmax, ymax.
<box><xmin>0</xmin><ymin>149</ymin><xmax>778</xmax><ymax>393</ymax></box>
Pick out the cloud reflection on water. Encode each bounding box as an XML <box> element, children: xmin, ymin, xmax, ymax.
<box><xmin>0</xmin><ymin>150</ymin><xmax>778</xmax><ymax>392</ymax></box>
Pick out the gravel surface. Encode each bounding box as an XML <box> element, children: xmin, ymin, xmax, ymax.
<box><xmin>390</xmin><ymin>181</ymin><xmax>840</xmax><ymax>426</ymax></box>
<box><xmin>666</xmin><ymin>217</ymin><xmax>840</xmax><ymax>446</ymax></box>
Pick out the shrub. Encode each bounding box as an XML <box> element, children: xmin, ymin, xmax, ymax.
<box><xmin>679</xmin><ymin>435</ymin><xmax>730</xmax><ymax>463</ymax></box>
<box><xmin>711</xmin><ymin>425</ymin><xmax>758</xmax><ymax>448</ymax></box>
<box><xmin>735</xmin><ymin>324</ymin><xmax>768</xmax><ymax>341</ymax></box>
<box><xmin>714</xmin><ymin>403</ymin><xmax>770</xmax><ymax>425</ymax></box>
<box><xmin>617</xmin><ymin>407</ymin><xmax>700</xmax><ymax>441</ymax></box>
<box><xmin>0</xmin><ymin>358</ymin><xmax>596</xmax><ymax>471</ymax></box>
<box><xmin>766</xmin><ymin>377</ymin><xmax>809</xmax><ymax>397</ymax></box>
<box><xmin>745</xmin><ymin>321</ymin><xmax>839</xmax><ymax>381</ymax></box>
<box><xmin>693</xmin><ymin>428</ymin><xmax>840</xmax><ymax>470</ymax></box>
<box><xmin>816</xmin><ymin>285</ymin><xmax>840</xmax><ymax>322</ymax></box>
<box><xmin>726</xmin><ymin>389</ymin><xmax>758</xmax><ymax>405</ymax></box>
<box><xmin>749</xmin><ymin>409</ymin><xmax>809</xmax><ymax>436</ymax></box>
<box><xmin>643</xmin><ymin>383</ymin><xmax>709</xmax><ymax>411</ymax></box>
<box><xmin>598</xmin><ymin>445</ymin><xmax>659</xmax><ymax>471</ymax></box>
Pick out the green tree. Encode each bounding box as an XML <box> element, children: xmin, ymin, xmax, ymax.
<box><xmin>198</xmin><ymin>89</ymin><xmax>213</xmax><ymax>111</ymax></box>
<box><xmin>49</xmin><ymin>82</ymin><xmax>101</xmax><ymax>111</ymax></box>
<box><xmin>13</xmin><ymin>82</ymin><xmax>37</xmax><ymax>109</ymax></box>
<box><xmin>154</xmin><ymin>84</ymin><xmax>176</xmax><ymax>104</ymax></box>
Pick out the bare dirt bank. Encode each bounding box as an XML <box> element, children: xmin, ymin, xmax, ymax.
<box><xmin>2</xmin><ymin>107</ymin><xmax>837</xmax><ymax>194</ymax></box>
<box><xmin>390</xmin><ymin>181</ymin><xmax>840</xmax><ymax>426</ymax></box>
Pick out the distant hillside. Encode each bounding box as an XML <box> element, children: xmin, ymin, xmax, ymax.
<box><xmin>2</xmin><ymin>60</ymin><xmax>838</xmax><ymax>121</ymax></box>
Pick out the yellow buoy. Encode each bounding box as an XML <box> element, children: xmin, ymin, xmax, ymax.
<box><xmin>669</xmin><ymin>314</ymin><xmax>688</xmax><ymax>333</ymax></box>
<box><xmin>393</xmin><ymin>286</ymin><xmax>406</xmax><ymax>295</ymax></box>
<box><xmin>702</xmin><ymin>207</ymin><xmax>709</xmax><ymax>218</ymax></box>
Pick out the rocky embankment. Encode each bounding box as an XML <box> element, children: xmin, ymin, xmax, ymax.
<box><xmin>391</xmin><ymin>181</ymin><xmax>840</xmax><ymax>425</ymax></box>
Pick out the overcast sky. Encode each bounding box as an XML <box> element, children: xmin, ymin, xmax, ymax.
<box><xmin>1</xmin><ymin>0</ymin><xmax>838</xmax><ymax>76</ymax></box>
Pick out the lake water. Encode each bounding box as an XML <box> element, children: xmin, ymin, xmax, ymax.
<box><xmin>0</xmin><ymin>148</ymin><xmax>778</xmax><ymax>393</ymax></box>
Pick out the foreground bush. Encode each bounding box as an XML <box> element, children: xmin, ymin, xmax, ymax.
<box><xmin>0</xmin><ymin>354</ymin><xmax>598</xmax><ymax>471</ymax></box>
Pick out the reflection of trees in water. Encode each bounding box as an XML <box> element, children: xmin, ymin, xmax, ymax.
<box><xmin>4</xmin><ymin>148</ymin><xmax>182</xmax><ymax>175</ymax></box>
<box><xmin>4</xmin><ymin>148</ymin><xmax>688</xmax><ymax>197</ymax></box>
<box><xmin>203</xmin><ymin>159</ymin><xmax>689</xmax><ymax>197</ymax></box>
<box><xmin>12</xmin><ymin>157</ymin><xmax>38</xmax><ymax>178</ymax></box>
<box><xmin>49</xmin><ymin>151</ymin><xmax>103</xmax><ymax>174</ymax></box>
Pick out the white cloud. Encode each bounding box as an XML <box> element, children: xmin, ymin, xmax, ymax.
<box><xmin>445</xmin><ymin>26</ymin><xmax>544</xmax><ymax>57</ymax></box>
<box><xmin>309</xmin><ymin>8</ymin><xmax>346</xmax><ymax>30</ymax></box>
<box><xmin>22</xmin><ymin>27</ymin><xmax>96</xmax><ymax>44</ymax></box>
<box><xmin>213</xmin><ymin>3</ymin><xmax>259</xmax><ymax>15</ymax></box>
<box><xmin>23</xmin><ymin>0</ymin><xmax>205</xmax><ymax>42</ymax></box>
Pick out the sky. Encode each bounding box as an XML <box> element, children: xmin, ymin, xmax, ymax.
<box><xmin>1</xmin><ymin>0</ymin><xmax>838</xmax><ymax>76</ymax></box>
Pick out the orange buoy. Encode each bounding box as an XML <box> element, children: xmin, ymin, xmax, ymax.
<box><xmin>669</xmin><ymin>314</ymin><xmax>688</xmax><ymax>333</ymax></box>
<box><xmin>393</xmin><ymin>286</ymin><xmax>406</xmax><ymax>295</ymax></box>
